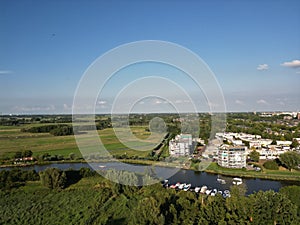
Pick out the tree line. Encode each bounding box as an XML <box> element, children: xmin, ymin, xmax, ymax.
<box><xmin>0</xmin><ymin>167</ymin><xmax>299</xmax><ymax>224</ymax></box>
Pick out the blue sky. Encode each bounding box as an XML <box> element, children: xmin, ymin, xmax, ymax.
<box><xmin>0</xmin><ymin>0</ymin><xmax>299</xmax><ymax>114</ymax></box>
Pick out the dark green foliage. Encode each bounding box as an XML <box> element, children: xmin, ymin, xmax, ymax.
<box><xmin>290</xmin><ymin>139</ymin><xmax>299</xmax><ymax>149</ymax></box>
<box><xmin>0</xmin><ymin>169</ymin><xmax>39</xmax><ymax>190</ymax></box>
<box><xmin>279</xmin><ymin>151</ymin><xmax>300</xmax><ymax>171</ymax></box>
<box><xmin>250</xmin><ymin>190</ymin><xmax>298</xmax><ymax>225</ymax></box>
<box><xmin>263</xmin><ymin>160</ymin><xmax>279</xmax><ymax>170</ymax></box>
<box><xmin>248</xmin><ymin>150</ymin><xmax>260</xmax><ymax>162</ymax></box>
<box><xmin>14</xmin><ymin>151</ymin><xmax>23</xmax><ymax>159</ymax></box>
<box><xmin>21</xmin><ymin>124</ymin><xmax>73</xmax><ymax>136</ymax></box>
<box><xmin>23</xmin><ymin>150</ymin><xmax>33</xmax><ymax>157</ymax></box>
<box><xmin>79</xmin><ymin>167</ymin><xmax>97</xmax><ymax>177</ymax></box>
<box><xmin>50</xmin><ymin>125</ymin><xmax>74</xmax><ymax>136</ymax></box>
<box><xmin>13</xmin><ymin>150</ymin><xmax>33</xmax><ymax>159</ymax></box>
<box><xmin>280</xmin><ymin>185</ymin><xmax>300</xmax><ymax>216</ymax></box>
<box><xmin>39</xmin><ymin>168</ymin><xmax>67</xmax><ymax>190</ymax></box>
<box><xmin>0</xmin><ymin>172</ymin><xmax>299</xmax><ymax>225</ymax></box>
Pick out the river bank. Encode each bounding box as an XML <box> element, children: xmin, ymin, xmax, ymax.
<box><xmin>204</xmin><ymin>162</ymin><xmax>300</xmax><ymax>182</ymax></box>
<box><xmin>1</xmin><ymin>159</ymin><xmax>300</xmax><ymax>182</ymax></box>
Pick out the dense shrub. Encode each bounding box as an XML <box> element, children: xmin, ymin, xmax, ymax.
<box><xmin>21</xmin><ymin>124</ymin><xmax>73</xmax><ymax>136</ymax></box>
<box><xmin>0</xmin><ymin>169</ymin><xmax>39</xmax><ymax>190</ymax></box>
<box><xmin>263</xmin><ymin>160</ymin><xmax>279</xmax><ymax>170</ymax></box>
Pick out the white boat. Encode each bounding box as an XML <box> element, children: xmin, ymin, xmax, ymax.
<box><xmin>223</xmin><ymin>190</ymin><xmax>231</xmax><ymax>198</ymax></box>
<box><xmin>232</xmin><ymin>177</ymin><xmax>243</xmax><ymax>185</ymax></box>
<box><xmin>183</xmin><ymin>184</ymin><xmax>191</xmax><ymax>191</ymax></box>
<box><xmin>200</xmin><ymin>185</ymin><xmax>207</xmax><ymax>194</ymax></box>
<box><xmin>194</xmin><ymin>187</ymin><xmax>201</xmax><ymax>193</ymax></box>
<box><xmin>217</xmin><ymin>178</ymin><xmax>226</xmax><ymax>184</ymax></box>
<box><xmin>211</xmin><ymin>189</ymin><xmax>217</xmax><ymax>196</ymax></box>
<box><xmin>98</xmin><ymin>165</ymin><xmax>106</xmax><ymax>168</ymax></box>
<box><xmin>224</xmin><ymin>190</ymin><xmax>230</xmax><ymax>194</ymax></box>
<box><xmin>178</xmin><ymin>183</ymin><xmax>186</xmax><ymax>190</ymax></box>
<box><xmin>205</xmin><ymin>189</ymin><xmax>212</xmax><ymax>195</ymax></box>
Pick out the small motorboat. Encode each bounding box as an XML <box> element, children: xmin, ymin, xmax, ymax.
<box><xmin>200</xmin><ymin>185</ymin><xmax>207</xmax><ymax>194</ymax></box>
<box><xmin>178</xmin><ymin>183</ymin><xmax>186</xmax><ymax>190</ymax></box>
<box><xmin>232</xmin><ymin>177</ymin><xmax>243</xmax><ymax>185</ymax></box>
<box><xmin>194</xmin><ymin>187</ymin><xmax>201</xmax><ymax>193</ymax></box>
<box><xmin>205</xmin><ymin>189</ymin><xmax>212</xmax><ymax>195</ymax></box>
<box><xmin>183</xmin><ymin>183</ymin><xmax>191</xmax><ymax>191</ymax></box>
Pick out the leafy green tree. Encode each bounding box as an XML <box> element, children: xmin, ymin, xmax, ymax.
<box><xmin>280</xmin><ymin>185</ymin><xmax>300</xmax><ymax>217</ymax></box>
<box><xmin>39</xmin><ymin>168</ymin><xmax>67</xmax><ymax>190</ymax></box>
<box><xmin>14</xmin><ymin>151</ymin><xmax>22</xmax><ymax>159</ymax></box>
<box><xmin>250</xmin><ymin>190</ymin><xmax>298</xmax><ymax>225</ymax></box>
<box><xmin>23</xmin><ymin>150</ymin><xmax>33</xmax><ymax>157</ymax></box>
<box><xmin>279</xmin><ymin>151</ymin><xmax>300</xmax><ymax>171</ymax></box>
<box><xmin>130</xmin><ymin>197</ymin><xmax>165</xmax><ymax>225</ymax></box>
<box><xmin>248</xmin><ymin>150</ymin><xmax>260</xmax><ymax>162</ymax></box>
<box><xmin>291</xmin><ymin>139</ymin><xmax>299</xmax><ymax>149</ymax></box>
<box><xmin>225</xmin><ymin>185</ymin><xmax>250</xmax><ymax>223</ymax></box>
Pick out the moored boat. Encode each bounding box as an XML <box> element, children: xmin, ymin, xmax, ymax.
<box><xmin>232</xmin><ymin>177</ymin><xmax>243</xmax><ymax>185</ymax></box>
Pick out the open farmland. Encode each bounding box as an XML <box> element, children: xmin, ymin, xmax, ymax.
<box><xmin>0</xmin><ymin>125</ymin><xmax>162</xmax><ymax>159</ymax></box>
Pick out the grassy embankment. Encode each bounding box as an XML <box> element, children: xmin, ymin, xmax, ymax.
<box><xmin>205</xmin><ymin>162</ymin><xmax>300</xmax><ymax>181</ymax></box>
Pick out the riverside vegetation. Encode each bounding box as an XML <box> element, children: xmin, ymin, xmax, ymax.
<box><xmin>0</xmin><ymin>168</ymin><xmax>300</xmax><ymax>225</ymax></box>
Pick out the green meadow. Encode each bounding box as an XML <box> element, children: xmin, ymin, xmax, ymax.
<box><xmin>0</xmin><ymin>124</ymin><xmax>164</xmax><ymax>159</ymax></box>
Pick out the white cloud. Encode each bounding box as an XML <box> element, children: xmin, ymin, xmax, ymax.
<box><xmin>154</xmin><ymin>99</ymin><xmax>162</xmax><ymax>104</ymax></box>
<box><xmin>175</xmin><ymin>100</ymin><xmax>182</xmax><ymax>103</ymax></box>
<box><xmin>0</xmin><ymin>70</ymin><xmax>13</xmax><ymax>75</ymax></box>
<box><xmin>257</xmin><ymin>64</ymin><xmax>269</xmax><ymax>70</ymax></box>
<box><xmin>281</xmin><ymin>59</ymin><xmax>300</xmax><ymax>68</ymax></box>
<box><xmin>296</xmin><ymin>71</ymin><xmax>300</xmax><ymax>74</ymax></box>
<box><xmin>63</xmin><ymin>103</ymin><xmax>71</xmax><ymax>110</ymax></box>
<box><xmin>235</xmin><ymin>100</ymin><xmax>244</xmax><ymax>105</ymax></box>
<box><xmin>98</xmin><ymin>100</ymin><xmax>107</xmax><ymax>105</ymax></box>
<box><xmin>257</xmin><ymin>99</ymin><xmax>268</xmax><ymax>105</ymax></box>
<box><xmin>13</xmin><ymin>105</ymin><xmax>56</xmax><ymax>112</ymax></box>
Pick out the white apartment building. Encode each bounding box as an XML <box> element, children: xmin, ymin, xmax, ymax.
<box><xmin>218</xmin><ymin>145</ymin><xmax>246</xmax><ymax>168</ymax></box>
<box><xmin>169</xmin><ymin>134</ymin><xmax>193</xmax><ymax>156</ymax></box>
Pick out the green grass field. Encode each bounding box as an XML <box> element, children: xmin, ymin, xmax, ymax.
<box><xmin>0</xmin><ymin>124</ymin><xmax>164</xmax><ymax>159</ymax></box>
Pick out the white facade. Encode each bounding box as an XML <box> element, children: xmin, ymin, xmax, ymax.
<box><xmin>169</xmin><ymin>134</ymin><xmax>193</xmax><ymax>156</ymax></box>
<box><xmin>218</xmin><ymin>145</ymin><xmax>246</xmax><ymax>168</ymax></box>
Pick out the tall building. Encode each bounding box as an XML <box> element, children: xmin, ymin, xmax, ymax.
<box><xmin>169</xmin><ymin>134</ymin><xmax>193</xmax><ymax>156</ymax></box>
<box><xmin>218</xmin><ymin>145</ymin><xmax>246</xmax><ymax>168</ymax></box>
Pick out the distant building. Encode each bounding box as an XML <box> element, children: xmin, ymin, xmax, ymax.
<box><xmin>169</xmin><ymin>134</ymin><xmax>193</xmax><ymax>156</ymax></box>
<box><xmin>276</xmin><ymin>140</ymin><xmax>292</xmax><ymax>146</ymax></box>
<box><xmin>218</xmin><ymin>145</ymin><xmax>246</xmax><ymax>168</ymax></box>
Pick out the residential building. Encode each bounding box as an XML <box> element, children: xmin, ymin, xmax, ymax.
<box><xmin>218</xmin><ymin>145</ymin><xmax>246</xmax><ymax>168</ymax></box>
<box><xmin>169</xmin><ymin>134</ymin><xmax>193</xmax><ymax>156</ymax></box>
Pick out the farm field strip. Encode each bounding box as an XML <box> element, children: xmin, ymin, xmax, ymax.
<box><xmin>0</xmin><ymin>126</ymin><xmax>161</xmax><ymax>158</ymax></box>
